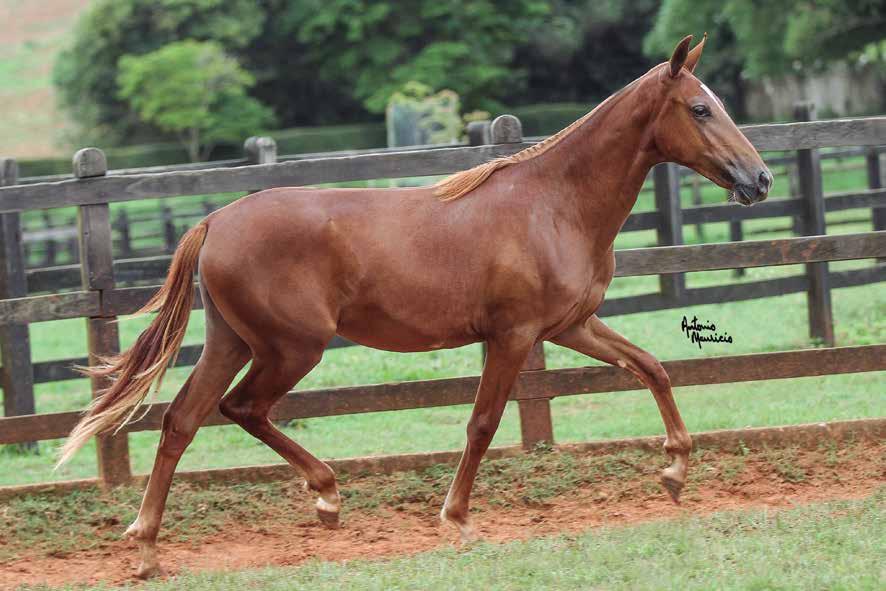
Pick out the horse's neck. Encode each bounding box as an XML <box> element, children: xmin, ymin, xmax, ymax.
<box><xmin>531</xmin><ymin>85</ymin><xmax>660</xmax><ymax>248</ymax></box>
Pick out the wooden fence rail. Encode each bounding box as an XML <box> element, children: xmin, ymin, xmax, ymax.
<box><xmin>0</xmin><ymin>113</ymin><xmax>885</xmax><ymax>489</ymax></box>
<box><xmin>1</xmin><ymin>118</ymin><xmax>885</xmax><ymax>214</ymax></box>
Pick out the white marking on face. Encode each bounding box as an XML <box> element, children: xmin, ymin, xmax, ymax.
<box><xmin>699</xmin><ymin>83</ymin><xmax>724</xmax><ymax>109</ymax></box>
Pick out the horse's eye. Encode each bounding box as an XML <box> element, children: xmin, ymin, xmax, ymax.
<box><xmin>692</xmin><ymin>104</ymin><xmax>711</xmax><ymax>118</ymax></box>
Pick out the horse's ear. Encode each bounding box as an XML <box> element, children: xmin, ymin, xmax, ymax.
<box><xmin>669</xmin><ymin>35</ymin><xmax>693</xmax><ymax>78</ymax></box>
<box><xmin>684</xmin><ymin>33</ymin><xmax>707</xmax><ymax>73</ymax></box>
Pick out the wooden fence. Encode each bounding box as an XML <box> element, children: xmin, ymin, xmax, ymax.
<box><xmin>0</xmin><ymin>110</ymin><xmax>885</xmax><ymax>488</ymax></box>
<box><xmin>16</xmin><ymin>138</ymin><xmax>884</xmax><ymax>270</ymax></box>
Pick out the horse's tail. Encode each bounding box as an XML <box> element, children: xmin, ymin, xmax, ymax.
<box><xmin>56</xmin><ymin>221</ymin><xmax>208</xmax><ymax>468</ymax></box>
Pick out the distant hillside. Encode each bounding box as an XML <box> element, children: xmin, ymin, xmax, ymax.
<box><xmin>0</xmin><ymin>0</ymin><xmax>92</xmax><ymax>159</ymax></box>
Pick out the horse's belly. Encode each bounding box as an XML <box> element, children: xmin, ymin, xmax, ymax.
<box><xmin>336</xmin><ymin>300</ymin><xmax>479</xmax><ymax>353</ymax></box>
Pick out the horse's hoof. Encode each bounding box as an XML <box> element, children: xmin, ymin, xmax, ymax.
<box><xmin>660</xmin><ymin>473</ymin><xmax>684</xmax><ymax>504</ymax></box>
<box><xmin>458</xmin><ymin>527</ymin><xmax>480</xmax><ymax>545</ymax></box>
<box><xmin>317</xmin><ymin>507</ymin><xmax>340</xmax><ymax>529</ymax></box>
<box><xmin>440</xmin><ymin>507</ymin><xmax>478</xmax><ymax>544</ymax></box>
<box><xmin>135</xmin><ymin>562</ymin><xmax>163</xmax><ymax>580</ymax></box>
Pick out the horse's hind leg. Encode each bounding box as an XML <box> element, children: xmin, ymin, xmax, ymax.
<box><xmin>125</xmin><ymin>294</ymin><xmax>250</xmax><ymax>578</ymax></box>
<box><xmin>552</xmin><ymin>315</ymin><xmax>692</xmax><ymax>502</ymax></box>
<box><xmin>219</xmin><ymin>339</ymin><xmax>341</xmax><ymax>527</ymax></box>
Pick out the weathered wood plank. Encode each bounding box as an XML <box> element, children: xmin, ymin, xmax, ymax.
<box><xmin>0</xmin><ymin>291</ymin><xmax>99</xmax><ymax>324</ymax></box>
<box><xmin>867</xmin><ymin>149</ymin><xmax>886</xmax><ymax>242</ymax></box>
<box><xmin>76</xmin><ymin>205</ymin><xmax>115</xmax><ymax>291</ymax></box>
<box><xmin>11</xmin><ymin>233</ymin><xmax>886</xmax><ymax>322</ymax></box>
<box><xmin>824</xmin><ymin>188</ymin><xmax>886</xmax><ymax>212</ymax></box>
<box><xmin>515</xmin><ymin>342</ymin><xmax>553</xmax><ymax>449</ymax></box>
<box><xmin>681</xmin><ymin>198</ymin><xmax>804</xmax><ymax>225</ymax></box>
<box><xmin>621</xmin><ymin>210</ymin><xmax>659</xmax><ymax>232</ymax></box>
<box><xmin>740</xmin><ymin>117</ymin><xmax>886</xmax><ymax>152</ymax></box>
<box><xmin>599</xmin><ymin>275</ymin><xmax>811</xmax><ymax>316</ymax></box>
<box><xmin>0</xmin><ymin>159</ymin><xmax>36</xmax><ymax>441</ymax></box>
<box><xmin>75</xmin><ymin>150</ymin><xmax>131</xmax><ymax>487</ymax></box>
<box><xmin>654</xmin><ymin>163</ymin><xmax>685</xmax><ymax>300</ymax></box>
<box><xmin>794</xmin><ymin>103</ymin><xmax>834</xmax><ymax>346</ymax></box>
<box><xmin>13</xmin><ymin>263</ymin><xmax>884</xmax><ymax>384</ymax></box>
<box><xmin>21</xmin><ymin>334</ymin><xmax>359</xmax><ymax>384</ymax></box>
<box><xmin>1</xmin><ymin>118</ymin><xmax>883</xmax><ymax>213</ymax></box>
<box><xmin>613</xmin><ymin>231</ymin><xmax>886</xmax><ymax>276</ymax></box>
<box><xmin>0</xmin><ymin>143</ymin><xmax>526</xmax><ymax>213</ymax></box>
<box><xmin>1</xmin><ymin>345</ymin><xmax>882</xmax><ymax>445</ymax></box>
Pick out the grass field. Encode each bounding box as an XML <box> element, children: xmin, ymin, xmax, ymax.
<box><xmin>4</xmin><ymin>438</ymin><xmax>883</xmax><ymax>589</ymax></box>
<box><xmin>15</xmin><ymin>493</ymin><xmax>885</xmax><ymax>590</ymax></box>
<box><xmin>135</xmin><ymin>495</ymin><xmax>886</xmax><ymax>591</ymax></box>
<box><xmin>2</xmin><ymin>156</ymin><xmax>884</xmax><ymax>487</ymax></box>
<box><xmin>0</xmin><ymin>0</ymin><xmax>92</xmax><ymax>158</ymax></box>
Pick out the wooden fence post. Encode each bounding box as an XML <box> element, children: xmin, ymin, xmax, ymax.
<box><xmin>0</xmin><ymin>158</ymin><xmax>37</xmax><ymax>450</ymax></box>
<box><xmin>75</xmin><ymin>148</ymin><xmax>131</xmax><ymax>487</ymax></box>
<box><xmin>730</xmin><ymin>220</ymin><xmax>746</xmax><ymax>277</ymax></box>
<box><xmin>486</xmin><ymin>115</ymin><xmax>554</xmax><ymax>449</ymax></box>
<box><xmin>466</xmin><ymin>120</ymin><xmax>491</xmax><ymax>147</ymax></box>
<box><xmin>162</xmin><ymin>205</ymin><xmax>176</xmax><ymax>253</ymax></box>
<box><xmin>245</xmin><ymin>137</ymin><xmax>278</xmax><ymax>195</ymax></box>
<box><xmin>654</xmin><ymin>162</ymin><xmax>685</xmax><ymax>300</ymax></box>
<box><xmin>244</xmin><ymin>136</ymin><xmax>278</xmax><ymax>165</ymax></box>
<box><xmin>115</xmin><ymin>209</ymin><xmax>133</xmax><ymax>258</ymax></box>
<box><xmin>515</xmin><ymin>343</ymin><xmax>553</xmax><ymax>448</ymax></box>
<box><xmin>690</xmin><ymin>174</ymin><xmax>706</xmax><ymax>241</ymax></box>
<box><xmin>41</xmin><ymin>211</ymin><xmax>57</xmax><ymax>266</ymax></box>
<box><xmin>794</xmin><ymin>102</ymin><xmax>834</xmax><ymax>347</ymax></box>
<box><xmin>867</xmin><ymin>148</ymin><xmax>885</xmax><ymax>259</ymax></box>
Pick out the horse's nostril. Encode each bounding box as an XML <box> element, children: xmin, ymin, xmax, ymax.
<box><xmin>758</xmin><ymin>170</ymin><xmax>772</xmax><ymax>191</ymax></box>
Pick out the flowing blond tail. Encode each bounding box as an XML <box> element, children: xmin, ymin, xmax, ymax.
<box><xmin>56</xmin><ymin>221</ymin><xmax>208</xmax><ymax>468</ymax></box>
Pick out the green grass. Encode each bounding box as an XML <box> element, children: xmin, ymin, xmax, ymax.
<box><xmin>21</xmin><ymin>491</ymin><xmax>885</xmax><ymax>591</ymax></box>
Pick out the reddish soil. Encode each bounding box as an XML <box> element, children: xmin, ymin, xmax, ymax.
<box><xmin>1</xmin><ymin>443</ymin><xmax>883</xmax><ymax>589</ymax></box>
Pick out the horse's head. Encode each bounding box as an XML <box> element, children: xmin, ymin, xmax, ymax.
<box><xmin>651</xmin><ymin>35</ymin><xmax>772</xmax><ymax>206</ymax></box>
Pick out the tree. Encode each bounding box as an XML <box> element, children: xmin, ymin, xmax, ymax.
<box><xmin>642</xmin><ymin>3</ymin><xmax>748</xmax><ymax>118</ymax></box>
<box><xmin>515</xmin><ymin>0</ymin><xmax>661</xmax><ymax>104</ymax></box>
<box><xmin>117</xmin><ymin>41</ymin><xmax>274</xmax><ymax>161</ymax></box>
<box><xmin>53</xmin><ymin>0</ymin><xmax>264</xmax><ymax>145</ymax></box>
<box><xmin>54</xmin><ymin>0</ymin><xmax>553</xmax><ymax>142</ymax></box>
<box><xmin>283</xmin><ymin>0</ymin><xmax>550</xmax><ymax>114</ymax></box>
<box><xmin>645</xmin><ymin>0</ymin><xmax>886</xmax><ymax>80</ymax></box>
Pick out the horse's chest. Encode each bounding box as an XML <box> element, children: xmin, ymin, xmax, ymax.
<box><xmin>542</xmin><ymin>252</ymin><xmax>614</xmax><ymax>329</ymax></box>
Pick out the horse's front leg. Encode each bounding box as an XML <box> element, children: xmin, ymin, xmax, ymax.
<box><xmin>440</xmin><ymin>333</ymin><xmax>536</xmax><ymax>542</ymax></box>
<box><xmin>551</xmin><ymin>315</ymin><xmax>692</xmax><ymax>502</ymax></box>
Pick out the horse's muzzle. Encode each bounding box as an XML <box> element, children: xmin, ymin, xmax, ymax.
<box><xmin>731</xmin><ymin>169</ymin><xmax>772</xmax><ymax>206</ymax></box>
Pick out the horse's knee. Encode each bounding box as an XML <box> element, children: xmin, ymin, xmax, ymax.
<box><xmin>466</xmin><ymin>415</ymin><xmax>498</xmax><ymax>448</ymax></box>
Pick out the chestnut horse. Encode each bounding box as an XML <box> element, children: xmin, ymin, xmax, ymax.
<box><xmin>59</xmin><ymin>35</ymin><xmax>771</xmax><ymax>578</ymax></box>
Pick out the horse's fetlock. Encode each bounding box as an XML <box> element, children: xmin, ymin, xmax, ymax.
<box><xmin>664</xmin><ymin>433</ymin><xmax>692</xmax><ymax>456</ymax></box>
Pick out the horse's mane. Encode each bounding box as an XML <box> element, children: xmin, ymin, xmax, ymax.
<box><xmin>434</xmin><ymin>79</ymin><xmax>639</xmax><ymax>201</ymax></box>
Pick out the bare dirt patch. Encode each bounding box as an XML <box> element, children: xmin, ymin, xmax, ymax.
<box><xmin>1</xmin><ymin>440</ymin><xmax>883</xmax><ymax>589</ymax></box>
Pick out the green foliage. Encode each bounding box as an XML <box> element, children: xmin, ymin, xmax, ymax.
<box><xmin>518</xmin><ymin>0</ymin><xmax>661</xmax><ymax>102</ymax></box>
<box><xmin>117</xmin><ymin>41</ymin><xmax>274</xmax><ymax>161</ymax></box>
<box><xmin>53</xmin><ymin>0</ymin><xmax>265</xmax><ymax>146</ymax></box>
<box><xmin>288</xmin><ymin>0</ymin><xmax>550</xmax><ymax>114</ymax></box>
<box><xmin>386</xmin><ymin>82</ymin><xmax>462</xmax><ymax>147</ymax></box>
<box><xmin>645</xmin><ymin>0</ymin><xmax>886</xmax><ymax>79</ymax></box>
